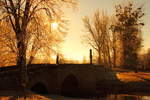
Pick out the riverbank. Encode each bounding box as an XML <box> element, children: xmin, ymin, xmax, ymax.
<box><xmin>0</xmin><ymin>91</ymin><xmax>51</xmax><ymax>100</ymax></box>
<box><xmin>96</xmin><ymin>71</ymin><xmax>150</xmax><ymax>95</ymax></box>
<box><xmin>117</xmin><ymin>72</ymin><xmax>150</xmax><ymax>93</ymax></box>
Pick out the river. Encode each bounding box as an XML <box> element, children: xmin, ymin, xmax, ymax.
<box><xmin>0</xmin><ymin>93</ymin><xmax>150</xmax><ymax>100</ymax></box>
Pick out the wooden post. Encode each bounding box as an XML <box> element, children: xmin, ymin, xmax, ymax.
<box><xmin>89</xmin><ymin>49</ymin><xmax>92</xmax><ymax>64</ymax></box>
<box><xmin>56</xmin><ymin>54</ymin><xmax>59</xmax><ymax>65</ymax></box>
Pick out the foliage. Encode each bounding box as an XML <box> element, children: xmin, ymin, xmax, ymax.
<box><xmin>112</xmin><ymin>2</ymin><xmax>144</xmax><ymax>68</ymax></box>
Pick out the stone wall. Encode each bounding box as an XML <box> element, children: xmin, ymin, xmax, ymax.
<box><xmin>0</xmin><ymin>64</ymin><xmax>118</xmax><ymax>95</ymax></box>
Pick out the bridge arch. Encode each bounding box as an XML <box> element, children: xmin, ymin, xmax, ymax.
<box><xmin>31</xmin><ymin>82</ymin><xmax>48</xmax><ymax>94</ymax></box>
<box><xmin>61</xmin><ymin>74</ymin><xmax>79</xmax><ymax>96</ymax></box>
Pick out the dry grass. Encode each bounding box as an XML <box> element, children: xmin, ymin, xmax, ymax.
<box><xmin>116</xmin><ymin>72</ymin><xmax>150</xmax><ymax>82</ymax></box>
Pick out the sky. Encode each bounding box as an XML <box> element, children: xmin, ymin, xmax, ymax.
<box><xmin>61</xmin><ymin>0</ymin><xmax>150</xmax><ymax>61</ymax></box>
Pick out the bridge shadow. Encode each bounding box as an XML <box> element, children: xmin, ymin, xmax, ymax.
<box><xmin>31</xmin><ymin>82</ymin><xmax>48</xmax><ymax>94</ymax></box>
<box><xmin>61</xmin><ymin>74</ymin><xmax>79</xmax><ymax>97</ymax></box>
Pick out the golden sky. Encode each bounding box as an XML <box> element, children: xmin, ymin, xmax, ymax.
<box><xmin>61</xmin><ymin>0</ymin><xmax>150</xmax><ymax>60</ymax></box>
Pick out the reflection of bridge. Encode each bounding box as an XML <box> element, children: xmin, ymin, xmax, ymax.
<box><xmin>0</xmin><ymin>64</ymin><xmax>118</xmax><ymax>95</ymax></box>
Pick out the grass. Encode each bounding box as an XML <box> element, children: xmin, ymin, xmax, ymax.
<box><xmin>116</xmin><ymin>71</ymin><xmax>150</xmax><ymax>82</ymax></box>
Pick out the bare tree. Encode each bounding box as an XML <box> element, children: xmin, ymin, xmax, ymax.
<box><xmin>0</xmin><ymin>20</ymin><xmax>17</xmax><ymax>66</ymax></box>
<box><xmin>0</xmin><ymin>0</ymin><xmax>77</xmax><ymax>93</ymax></box>
<box><xmin>0</xmin><ymin>12</ymin><xmax>69</xmax><ymax>65</ymax></box>
<box><xmin>82</xmin><ymin>10</ymin><xmax>112</xmax><ymax>67</ymax></box>
<box><xmin>110</xmin><ymin>16</ymin><xmax>122</xmax><ymax>67</ymax></box>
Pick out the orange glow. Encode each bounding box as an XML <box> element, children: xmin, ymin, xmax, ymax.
<box><xmin>65</xmin><ymin>54</ymin><xmax>84</xmax><ymax>61</ymax></box>
<box><xmin>62</xmin><ymin>0</ymin><xmax>150</xmax><ymax>60</ymax></box>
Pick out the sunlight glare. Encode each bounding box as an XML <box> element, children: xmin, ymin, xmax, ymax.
<box><xmin>51</xmin><ymin>22</ymin><xmax>58</xmax><ymax>29</ymax></box>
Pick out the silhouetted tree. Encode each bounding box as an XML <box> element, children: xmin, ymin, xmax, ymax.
<box><xmin>112</xmin><ymin>2</ymin><xmax>144</xmax><ymax>69</ymax></box>
<box><xmin>0</xmin><ymin>0</ymin><xmax>77</xmax><ymax>93</ymax></box>
<box><xmin>82</xmin><ymin>10</ymin><xmax>112</xmax><ymax>67</ymax></box>
<box><xmin>110</xmin><ymin>16</ymin><xmax>123</xmax><ymax>67</ymax></box>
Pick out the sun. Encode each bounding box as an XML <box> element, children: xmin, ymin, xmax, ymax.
<box><xmin>51</xmin><ymin>22</ymin><xmax>58</xmax><ymax>29</ymax></box>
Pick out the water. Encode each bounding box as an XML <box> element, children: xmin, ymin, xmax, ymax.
<box><xmin>0</xmin><ymin>94</ymin><xmax>150</xmax><ymax>100</ymax></box>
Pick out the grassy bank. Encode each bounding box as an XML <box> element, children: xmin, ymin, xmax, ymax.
<box><xmin>97</xmin><ymin>71</ymin><xmax>150</xmax><ymax>95</ymax></box>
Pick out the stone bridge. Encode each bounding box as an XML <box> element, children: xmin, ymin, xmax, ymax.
<box><xmin>0</xmin><ymin>64</ymin><xmax>118</xmax><ymax>96</ymax></box>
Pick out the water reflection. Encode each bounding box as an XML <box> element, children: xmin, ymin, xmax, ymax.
<box><xmin>104</xmin><ymin>94</ymin><xmax>150</xmax><ymax>100</ymax></box>
<box><xmin>0</xmin><ymin>94</ymin><xmax>150</xmax><ymax>100</ymax></box>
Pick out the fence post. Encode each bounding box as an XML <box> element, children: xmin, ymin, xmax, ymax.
<box><xmin>56</xmin><ymin>54</ymin><xmax>59</xmax><ymax>65</ymax></box>
<box><xmin>89</xmin><ymin>49</ymin><xmax>93</xmax><ymax>64</ymax></box>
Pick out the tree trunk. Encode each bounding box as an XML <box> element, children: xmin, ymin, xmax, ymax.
<box><xmin>103</xmin><ymin>50</ymin><xmax>107</xmax><ymax>66</ymax></box>
<box><xmin>98</xmin><ymin>50</ymin><xmax>101</xmax><ymax>64</ymax></box>
<box><xmin>113</xmin><ymin>47</ymin><xmax>116</xmax><ymax>68</ymax></box>
<box><xmin>28</xmin><ymin>56</ymin><xmax>34</xmax><ymax>65</ymax></box>
<box><xmin>16</xmin><ymin>35</ymin><xmax>28</xmax><ymax>94</ymax></box>
<box><xmin>106</xmin><ymin>42</ymin><xmax>112</xmax><ymax>68</ymax></box>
